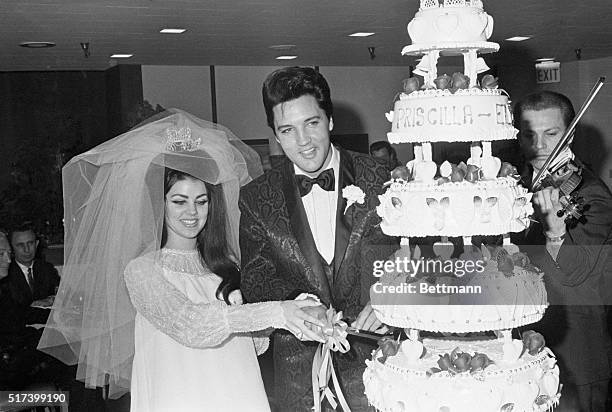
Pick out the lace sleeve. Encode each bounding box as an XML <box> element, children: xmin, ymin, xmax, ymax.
<box><xmin>252</xmin><ymin>330</ymin><xmax>271</xmax><ymax>355</ymax></box>
<box><xmin>124</xmin><ymin>256</ymin><xmax>286</xmax><ymax>348</ymax></box>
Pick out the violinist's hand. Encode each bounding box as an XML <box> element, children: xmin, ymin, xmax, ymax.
<box><xmin>533</xmin><ymin>186</ymin><xmax>566</xmax><ymax>236</ymax></box>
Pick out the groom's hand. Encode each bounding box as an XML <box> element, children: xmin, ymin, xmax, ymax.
<box><xmin>352</xmin><ymin>301</ymin><xmax>388</xmax><ymax>333</ymax></box>
<box><xmin>302</xmin><ymin>305</ymin><xmax>327</xmax><ymax>334</ymax></box>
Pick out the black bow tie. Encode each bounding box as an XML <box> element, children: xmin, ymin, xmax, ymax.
<box><xmin>296</xmin><ymin>169</ymin><xmax>335</xmax><ymax>197</ymax></box>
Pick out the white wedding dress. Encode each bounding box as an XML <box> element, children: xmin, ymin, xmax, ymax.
<box><xmin>124</xmin><ymin>249</ymin><xmax>284</xmax><ymax>412</ymax></box>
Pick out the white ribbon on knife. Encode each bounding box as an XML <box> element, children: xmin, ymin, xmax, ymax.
<box><xmin>311</xmin><ymin>307</ymin><xmax>351</xmax><ymax>412</ymax></box>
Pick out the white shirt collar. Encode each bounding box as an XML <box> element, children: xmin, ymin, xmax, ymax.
<box><xmin>17</xmin><ymin>261</ymin><xmax>32</xmax><ymax>274</ymax></box>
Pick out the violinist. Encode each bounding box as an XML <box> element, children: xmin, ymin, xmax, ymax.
<box><xmin>513</xmin><ymin>91</ymin><xmax>612</xmax><ymax>412</ymax></box>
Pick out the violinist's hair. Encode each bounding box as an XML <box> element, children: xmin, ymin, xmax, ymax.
<box><xmin>513</xmin><ymin>91</ymin><xmax>575</xmax><ymax>129</ymax></box>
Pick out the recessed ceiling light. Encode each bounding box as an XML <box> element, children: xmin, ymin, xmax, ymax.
<box><xmin>160</xmin><ymin>28</ymin><xmax>186</xmax><ymax>34</ymax></box>
<box><xmin>349</xmin><ymin>32</ymin><xmax>375</xmax><ymax>37</ymax></box>
<box><xmin>269</xmin><ymin>44</ymin><xmax>296</xmax><ymax>50</ymax></box>
<box><xmin>535</xmin><ymin>57</ymin><xmax>556</xmax><ymax>62</ymax></box>
<box><xmin>110</xmin><ymin>54</ymin><xmax>133</xmax><ymax>58</ymax></box>
<box><xmin>276</xmin><ymin>55</ymin><xmax>297</xmax><ymax>60</ymax></box>
<box><xmin>505</xmin><ymin>36</ymin><xmax>531</xmax><ymax>42</ymax></box>
<box><xmin>19</xmin><ymin>41</ymin><xmax>55</xmax><ymax>48</ymax></box>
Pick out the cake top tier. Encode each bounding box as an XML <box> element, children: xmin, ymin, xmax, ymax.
<box><xmin>405</xmin><ymin>0</ymin><xmax>496</xmax><ymax>56</ymax></box>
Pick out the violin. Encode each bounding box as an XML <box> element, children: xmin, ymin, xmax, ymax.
<box><xmin>531</xmin><ymin>77</ymin><xmax>605</xmax><ymax>224</ymax></box>
<box><xmin>540</xmin><ymin>160</ymin><xmax>584</xmax><ymax>224</ymax></box>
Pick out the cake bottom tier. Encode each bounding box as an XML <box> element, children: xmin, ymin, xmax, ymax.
<box><xmin>363</xmin><ymin>337</ymin><xmax>561</xmax><ymax>412</ymax></box>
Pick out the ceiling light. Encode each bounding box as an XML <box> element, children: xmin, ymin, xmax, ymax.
<box><xmin>349</xmin><ymin>32</ymin><xmax>375</xmax><ymax>37</ymax></box>
<box><xmin>19</xmin><ymin>41</ymin><xmax>55</xmax><ymax>48</ymax></box>
<box><xmin>505</xmin><ymin>36</ymin><xmax>531</xmax><ymax>42</ymax></box>
<box><xmin>110</xmin><ymin>54</ymin><xmax>133</xmax><ymax>58</ymax></box>
<box><xmin>535</xmin><ymin>57</ymin><xmax>556</xmax><ymax>62</ymax></box>
<box><xmin>269</xmin><ymin>44</ymin><xmax>296</xmax><ymax>50</ymax></box>
<box><xmin>276</xmin><ymin>55</ymin><xmax>297</xmax><ymax>60</ymax></box>
<box><xmin>160</xmin><ymin>28</ymin><xmax>186</xmax><ymax>34</ymax></box>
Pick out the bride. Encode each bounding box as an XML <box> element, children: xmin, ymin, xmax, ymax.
<box><xmin>38</xmin><ymin>110</ymin><xmax>325</xmax><ymax>411</ymax></box>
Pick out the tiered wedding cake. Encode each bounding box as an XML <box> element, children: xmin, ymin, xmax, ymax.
<box><xmin>364</xmin><ymin>1</ymin><xmax>561</xmax><ymax>411</ymax></box>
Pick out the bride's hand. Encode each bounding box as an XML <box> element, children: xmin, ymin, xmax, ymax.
<box><xmin>280</xmin><ymin>299</ymin><xmax>326</xmax><ymax>343</ymax></box>
<box><xmin>228</xmin><ymin>289</ymin><xmax>243</xmax><ymax>305</ymax></box>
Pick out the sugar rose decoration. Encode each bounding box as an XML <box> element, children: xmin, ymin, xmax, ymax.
<box><xmin>342</xmin><ymin>185</ymin><xmax>365</xmax><ymax>213</ymax></box>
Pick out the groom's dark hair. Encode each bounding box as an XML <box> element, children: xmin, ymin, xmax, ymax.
<box><xmin>262</xmin><ymin>66</ymin><xmax>333</xmax><ymax>130</ymax></box>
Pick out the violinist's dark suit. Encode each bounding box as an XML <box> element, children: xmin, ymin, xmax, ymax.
<box><xmin>513</xmin><ymin>163</ymin><xmax>612</xmax><ymax>410</ymax></box>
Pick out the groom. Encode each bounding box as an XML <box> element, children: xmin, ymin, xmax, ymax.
<box><xmin>240</xmin><ymin>66</ymin><xmax>398</xmax><ymax>411</ymax></box>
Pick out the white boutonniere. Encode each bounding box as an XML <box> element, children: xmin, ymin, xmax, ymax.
<box><xmin>342</xmin><ymin>185</ymin><xmax>365</xmax><ymax>214</ymax></box>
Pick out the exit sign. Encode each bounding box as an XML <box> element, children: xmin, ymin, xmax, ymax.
<box><xmin>536</xmin><ymin>61</ymin><xmax>561</xmax><ymax>84</ymax></box>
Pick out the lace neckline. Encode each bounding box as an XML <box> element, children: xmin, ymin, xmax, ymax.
<box><xmin>161</xmin><ymin>248</ymin><xmax>199</xmax><ymax>256</ymax></box>
<box><xmin>156</xmin><ymin>248</ymin><xmax>212</xmax><ymax>276</ymax></box>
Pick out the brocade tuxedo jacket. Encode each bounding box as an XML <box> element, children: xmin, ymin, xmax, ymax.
<box><xmin>239</xmin><ymin>147</ymin><xmax>398</xmax><ymax>411</ymax></box>
<box><xmin>512</xmin><ymin>164</ymin><xmax>612</xmax><ymax>385</ymax></box>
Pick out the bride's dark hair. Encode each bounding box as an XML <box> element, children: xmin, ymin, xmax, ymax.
<box><xmin>162</xmin><ymin>168</ymin><xmax>240</xmax><ymax>304</ymax></box>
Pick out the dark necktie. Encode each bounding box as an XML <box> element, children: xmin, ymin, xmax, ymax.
<box><xmin>26</xmin><ymin>267</ymin><xmax>34</xmax><ymax>293</ymax></box>
<box><xmin>296</xmin><ymin>169</ymin><xmax>335</xmax><ymax>197</ymax></box>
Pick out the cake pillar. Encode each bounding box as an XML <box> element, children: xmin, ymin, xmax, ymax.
<box><xmin>467</xmin><ymin>143</ymin><xmax>482</xmax><ymax>167</ymax></box>
<box><xmin>413</xmin><ymin>143</ymin><xmax>436</xmax><ymax>182</ymax></box>
<box><xmin>414</xmin><ymin>50</ymin><xmax>440</xmax><ymax>88</ymax></box>
<box><xmin>463</xmin><ymin>50</ymin><xmax>478</xmax><ymax>88</ymax></box>
<box><xmin>400</xmin><ymin>237</ymin><xmax>411</xmax><ymax>260</ymax></box>
<box><xmin>497</xmin><ymin>329</ymin><xmax>512</xmax><ymax>343</ymax></box>
<box><xmin>480</xmin><ymin>141</ymin><xmax>501</xmax><ymax>179</ymax></box>
<box><xmin>406</xmin><ymin>328</ymin><xmax>420</xmax><ymax>342</ymax></box>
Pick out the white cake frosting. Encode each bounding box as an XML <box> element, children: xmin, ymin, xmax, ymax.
<box><xmin>364</xmin><ymin>337</ymin><xmax>561</xmax><ymax>412</ymax></box>
<box><xmin>366</xmin><ymin>0</ymin><xmax>561</xmax><ymax>409</ymax></box>
<box><xmin>377</xmin><ymin>177</ymin><xmax>533</xmax><ymax>238</ymax></box>
<box><xmin>403</xmin><ymin>0</ymin><xmax>498</xmax><ymax>56</ymax></box>
<box><xmin>371</xmin><ymin>258</ymin><xmax>548</xmax><ymax>333</ymax></box>
<box><xmin>387</xmin><ymin>88</ymin><xmax>516</xmax><ymax>143</ymax></box>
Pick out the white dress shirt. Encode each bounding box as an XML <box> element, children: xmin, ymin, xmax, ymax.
<box><xmin>17</xmin><ymin>261</ymin><xmax>34</xmax><ymax>289</ymax></box>
<box><xmin>294</xmin><ymin>145</ymin><xmax>340</xmax><ymax>265</ymax></box>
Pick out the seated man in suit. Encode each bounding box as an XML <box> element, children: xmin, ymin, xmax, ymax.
<box><xmin>1</xmin><ymin>230</ymin><xmax>27</xmax><ymax>335</ymax></box>
<box><xmin>4</xmin><ymin>223</ymin><xmax>59</xmax><ymax>324</ymax></box>
<box><xmin>1</xmin><ymin>229</ymin><xmax>71</xmax><ymax>390</ymax></box>
<box><xmin>0</xmin><ymin>230</ymin><xmax>36</xmax><ymax>389</ymax></box>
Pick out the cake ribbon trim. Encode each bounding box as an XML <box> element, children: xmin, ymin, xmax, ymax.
<box><xmin>311</xmin><ymin>307</ymin><xmax>351</xmax><ymax>412</ymax></box>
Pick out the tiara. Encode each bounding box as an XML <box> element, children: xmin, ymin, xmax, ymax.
<box><xmin>165</xmin><ymin>127</ymin><xmax>202</xmax><ymax>152</ymax></box>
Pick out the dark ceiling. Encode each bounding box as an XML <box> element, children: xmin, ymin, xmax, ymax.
<box><xmin>1</xmin><ymin>0</ymin><xmax>610</xmax><ymax>71</ymax></box>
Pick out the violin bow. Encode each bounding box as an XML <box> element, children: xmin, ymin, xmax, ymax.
<box><xmin>531</xmin><ymin>77</ymin><xmax>606</xmax><ymax>191</ymax></box>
